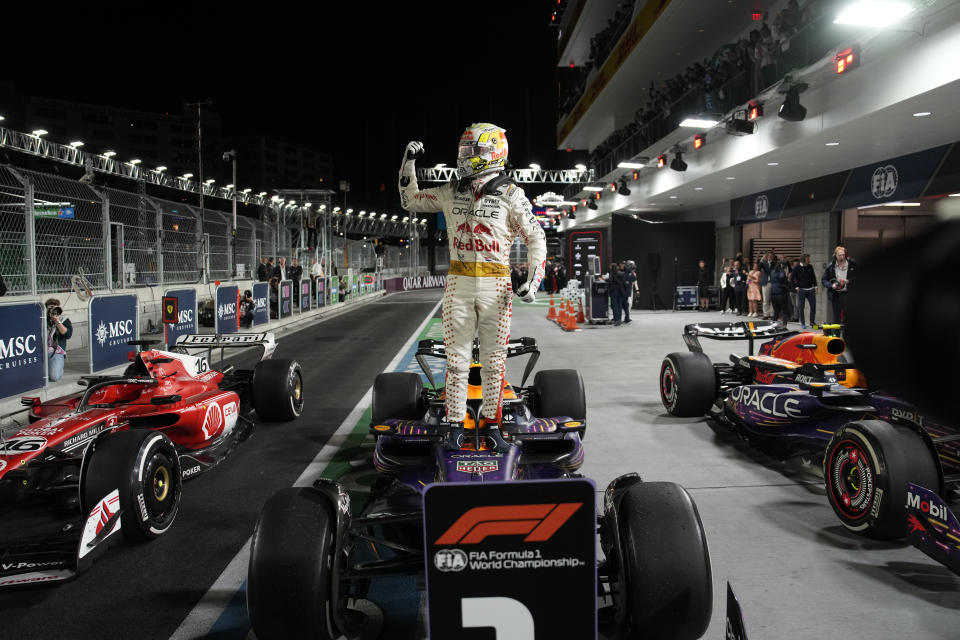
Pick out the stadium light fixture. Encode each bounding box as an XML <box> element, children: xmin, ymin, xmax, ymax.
<box><xmin>574</xmin><ymin>163</ymin><xmax>587</xmax><ymax>171</ymax></box>
<box><xmin>588</xmin><ymin>200</ymin><xmax>598</xmax><ymax>210</ymax></box>
<box><xmin>129</xmin><ymin>159</ymin><xmax>142</xmax><ymax>165</ymax></box>
<box><xmin>103</xmin><ymin>150</ymin><xmax>117</xmax><ymax>158</ymax></box>
<box><xmin>182</xmin><ymin>172</ymin><xmax>193</xmax><ymax>179</ymax></box>
<box><xmin>434</xmin><ymin>163</ymin><xmax>447</xmax><ymax>169</ymax></box>
<box><xmin>834</xmin><ymin>1</ymin><xmax>914</xmax><ymax>27</ymax></box>
<box><xmin>225</xmin><ymin>184</ymin><xmax>234</xmax><ymax>189</ymax></box>
<box><xmin>0</xmin><ymin>115</ymin><xmax>4</xmax><ymax>121</ymax></box>
<box><xmin>679</xmin><ymin>118</ymin><xmax>718</xmax><ymax>128</ymax></box>
<box><xmin>258</xmin><ymin>191</ymin><xmax>267</xmax><ymax>197</ymax></box>
<box><xmin>156</xmin><ymin>166</ymin><xmax>167</xmax><ymax>172</ymax></box>
<box><xmin>618</xmin><ymin>161</ymin><xmax>646</xmax><ymax>169</ymax></box>
<box><xmin>778</xmin><ymin>84</ymin><xmax>809</xmax><ymax>122</ymax></box>
<box><xmin>381</xmin><ymin>214</ymin><xmax>388</xmax><ymax>219</ymax></box>
<box><xmin>346</xmin><ymin>208</ymin><xmax>353</xmax><ymax>214</ymax></box>
<box><xmin>529</xmin><ymin>163</ymin><xmax>541</xmax><ymax>171</ymax></box>
<box><xmin>583</xmin><ymin>185</ymin><xmax>603</xmax><ymax>191</ymax></box>
<box><xmin>670</xmin><ymin>153</ymin><xmax>688</xmax><ymax>172</ymax></box>
<box><xmin>31</xmin><ymin>129</ymin><xmax>48</xmax><ymax>137</ymax></box>
<box><xmin>69</xmin><ymin>140</ymin><xmax>84</xmax><ymax>148</ymax></box>
<box><xmin>618</xmin><ymin>178</ymin><xmax>631</xmax><ymax>196</ymax></box>
<box><xmin>242</xmin><ymin>188</ymin><xmax>252</xmax><ymax>193</ymax></box>
<box><xmin>391</xmin><ymin>215</ymin><xmax>398</xmax><ymax>220</ymax></box>
<box><xmin>913</xmin><ymin>111</ymin><xmax>932</xmax><ymax>117</ymax></box>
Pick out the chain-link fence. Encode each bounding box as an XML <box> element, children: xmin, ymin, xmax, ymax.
<box><xmin>0</xmin><ymin>166</ymin><xmax>28</xmax><ymax>294</ymax></box>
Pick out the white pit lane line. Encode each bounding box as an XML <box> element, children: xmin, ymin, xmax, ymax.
<box><xmin>168</xmin><ymin>299</ymin><xmax>442</xmax><ymax>640</ymax></box>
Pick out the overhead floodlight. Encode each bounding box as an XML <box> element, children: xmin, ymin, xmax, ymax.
<box><xmin>583</xmin><ymin>185</ymin><xmax>603</xmax><ymax>191</ymax></box>
<box><xmin>574</xmin><ymin>163</ymin><xmax>587</xmax><ymax>171</ymax></box>
<box><xmin>403</xmin><ymin>216</ymin><xmax>409</xmax><ymax>222</ymax></box>
<box><xmin>242</xmin><ymin>188</ymin><xmax>252</xmax><ymax>193</ymax></box>
<box><xmin>225</xmin><ymin>184</ymin><xmax>234</xmax><ymax>189</ymax></box>
<box><xmin>258</xmin><ymin>191</ymin><xmax>267</xmax><ymax>197</ymax></box>
<box><xmin>834</xmin><ymin>1</ymin><xmax>914</xmax><ymax>27</ymax></box>
<box><xmin>69</xmin><ymin>140</ymin><xmax>84</xmax><ymax>148</ymax></box>
<box><xmin>434</xmin><ymin>163</ymin><xmax>447</xmax><ymax>169</ymax></box>
<box><xmin>0</xmin><ymin>115</ymin><xmax>4</xmax><ymax>121</ymax></box>
<box><xmin>304</xmin><ymin>202</ymin><xmax>312</xmax><ymax>208</ymax></box>
<box><xmin>156</xmin><ymin>166</ymin><xmax>167</xmax><ymax>172</ymax></box>
<box><xmin>381</xmin><ymin>214</ymin><xmax>388</xmax><ymax>219</ymax></box>
<box><xmin>881</xmin><ymin>201</ymin><xmax>921</xmax><ymax>206</ymax></box>
<box><xmin>391</xmin><ymin>215</ymin><xmax>398</xmax><ymax>220</ymax></box>
<box><xmin>129</xmin><ymin>159</ymin><xmax>141</xmax><ymax>165</ymax></box>
<box><xmin>31</xmin><ymin>129</ymin><xmax>48</xmax><ymax>137</ymax></box>
<box><xmin>206</xmin><ymin>179</ymin><xmax>216</xmax><ymax>184</ymax></box>
<box><xmin>182</xmin><ymin>172</ymin><xmax>193</xmax><ymax>179</ymax></box>
<box><xmin>679</xmin><ymin>118</ymin><xmax>719</xmax><ymax>128</ymax></box>
<box><xmin>588</xmin><ymin>200</ymin><xmax>598</xmax><ymax>210</ymax></box>
<box><xmin>288</xmin><ymin>199</ymin><xmax>296</xmax><ymax>204</ymax></box>
<box><xmin>618</xmin><ymin>161</ymin><xmax>646</xmax><ymax>169</ymax></box>
<box><xmin>778</xmin><ymin>84</ymin><xmax>809</xmax><ymax>122</ymax></box>
<box><xmin>530</xmin><ymin>163</ymin><xmax>541</xmax><ymax>171</ymax></box>
<box><xmin>670</xmin><ymin>153</ymin><xmax>688</xmax><ymax>172</ymax></box>
<box><xmin>618</xmin><ymin>178</ymin><xmax>631</xmax><ymax>196</ymax></box>
<box><xmin>103</xmin><ymin>150</ymin><xmax>117</xmax><ymax>158</ymax></box>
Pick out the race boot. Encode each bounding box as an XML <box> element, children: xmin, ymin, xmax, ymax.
<box><xmin>443</xmin><ymin>421</ymin><xmax>466</xmax><ymax>451</ymax></box>
<box><xmin>479</xmin><ymin>416</ymin><xmax>510</xmax><ymax>452</ymax></box>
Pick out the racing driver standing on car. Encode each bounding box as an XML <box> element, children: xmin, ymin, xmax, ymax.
<box><xmin>399</xmin><ymin>123</ymin><xmax>546</xmax><ymax>448</ymax></box>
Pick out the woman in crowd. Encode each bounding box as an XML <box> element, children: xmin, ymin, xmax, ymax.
<box><xmin>732</xmin><ymin>259</ymin><xmax>749</xmax><ymax>316</ymax></box>
<box><xmin>747</xmin><ymin>260</ymin><xmax>762</xmax><ymax>317</ymax></box>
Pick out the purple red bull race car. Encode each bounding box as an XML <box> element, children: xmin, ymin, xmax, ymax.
<box><xmin>247</xmin><ymin>337</ymin><xmax>715</xmax><ymax>639</ymax></box>
<box><xmin>660</xmin><ymin>321</ymin><xmax>960</xmax><ymax>540</ymax></box>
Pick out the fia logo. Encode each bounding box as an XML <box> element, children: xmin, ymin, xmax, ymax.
<box><xmin>871</xmin><ymin>165</ymin><xmax>898</xmax><ymax>200</ymax></box>
<box><xmin>754</xmin><ymin>195</ymin><xmax>769</xmax><ymax>219</ymax></box>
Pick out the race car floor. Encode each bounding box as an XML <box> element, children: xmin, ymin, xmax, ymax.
<box><xmin>2</xmin><ymin>293</ymin><xmax>958</xmax><ymax>639</ymax></box>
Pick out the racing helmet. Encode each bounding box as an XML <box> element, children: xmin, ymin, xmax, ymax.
<box><xmin>457</xmin><ymin>123</ymin><xmax>508</xmax><ymax>178</ymax></box>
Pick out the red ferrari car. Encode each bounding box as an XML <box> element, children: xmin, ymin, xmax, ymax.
<box><xmin>0</xmin><ymin>333</ymin><xmax>302</xmax><ymax>587</ymax></box>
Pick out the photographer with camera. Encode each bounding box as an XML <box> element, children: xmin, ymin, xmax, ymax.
<box><xmin>45</xmin><ymin>298</ymin><xmax>72</xmax><ymax>381</ymax></box>
<box><xmin>822</xmin><ymin>246</ymin><xmax>857</xmax><ymax>324</ymax></box>
<box><xmin>239</xmin><ymin>289</ymin><xmax>256</xmax><ymax>328</ymax></box>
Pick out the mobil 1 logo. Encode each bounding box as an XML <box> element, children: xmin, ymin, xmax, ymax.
<box><xmin>424</xmin><ymin>479</ymin><xmax>596</xmax><ymax>639</ymax></box>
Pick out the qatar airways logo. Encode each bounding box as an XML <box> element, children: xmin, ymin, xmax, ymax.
<box><xmin>0</xmin><ymin>335</ymin><xmax>38</xmax><ymax>360</ymax></box>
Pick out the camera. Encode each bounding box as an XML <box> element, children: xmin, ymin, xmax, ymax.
<box><xmin>47</xmin><ymin>306</ymin><xmax>62</xmax><ymax>317</ymax></box>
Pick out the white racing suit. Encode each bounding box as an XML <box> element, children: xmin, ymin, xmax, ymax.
<box><xmin>400</xmin><ymin>166</ymin><xmax>546</xmax><ymax>423</ymax></box>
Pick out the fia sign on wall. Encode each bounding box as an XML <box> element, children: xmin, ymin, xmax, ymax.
<box><xmin>836</xmin><ymin>145</ymin><xmax>948</xmax><ymax>209</ymax></box>
<box><xmin>215</xmin><ymin>285</ymin><xmax>239</xmax><ymax>334</ymax></box>
<box><xmin>89</xmin><ymin>294</ymin><xmax>138</xmax><ymax>372</ymax></box>
<box><xmin>0</xmin><ymin>302</ymin><xmax>45</xmax><ymax>398</ymax></box>
<box><xmin>424</xmin><ymin>479</ymin><xmax>596</xmax><ymax>639</ymax></box>
<box><xmin>252</xmin><ymin>282</ymin><xmax>269</xmax><ymax>325</ymax></box>
<box><xmin>163</xmin><ymin>288</ymin><xmax>197</xmax><ymax>348</ymax></box>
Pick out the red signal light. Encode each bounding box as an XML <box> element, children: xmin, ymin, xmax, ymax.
<box><xmin>752</xmin><ymin>12</ymin><xmax>762</xmax><ymax>21</ymax></box>
<box><xmin>595</xmin><ymin>192</ymin><xmax>601</xmax><ymax>200</ymax></box>
<box><xmin>748</xmin><ymin>103</ymin><xmax>764</xmax><ymax>120</ymax></box>
<box><xmin>610</xmin><ymin>182</ymin><xmax>617</xmax><ymax>191</ymax></box>
<box><xmin>835</xmin><ymin>47</ymin><xmax>859</xmax><ymax>74</ymax></box>
<box><xmin>693</xmin><ymin>134</ymin><xmax>705</xmax><ymax>150</ymax></box>
<box><xmin>632</xmin><ymin>170</ymin><xmax>639</xmax><ymax>181</ymax></box>
<box><xmin>657</xmin><ymin>155</ymin><xmax>666</xmax><ymax>168</ymax></box>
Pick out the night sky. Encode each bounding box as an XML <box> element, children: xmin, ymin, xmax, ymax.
<box><xmin>3</xmin><ymin>1</ymin><xmax>576</xmax><ymax>207</ymax></box>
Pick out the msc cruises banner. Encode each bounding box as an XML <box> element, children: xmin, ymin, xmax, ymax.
<box><xmin>836</xmin><ymin>145</ymin><xmax>949</xmax><ymax>210</ymax></box>
<box><xmin>89</xmin><ymin>294</ymin><xmax>138</xmax><ymax>372</ymax></box>
<box><xmin>252</xmin><ymin>282</ymin><xmax>269</xmax><ymax>325</ymax></box>
<box><xmin>384</xmin><ymin>275</ymin><xmax>447</xmax><ymax>293</ymax></box>
<box><xmin>163</xmin><ymin>288</ymin><xmax>197</xmax><ymax>348</ymax></box>
<box><xmin>215</xmin><ymin>285</ymin><xmax>239</xmax><ymax>334</ymax></box>
<box><xmin>0</xmin><ymin>302</ymin><xmax>45</xmax><ymax>398</ymax></box>
<box><xmin>737</xmin><ymin>185</ymin><xmax>792</xmax><ymax>223</ymax></box>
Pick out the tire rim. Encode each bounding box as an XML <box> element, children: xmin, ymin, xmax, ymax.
<box><xmin>661</xmin><ymin>362</ymin><xmax>677</xmax><ymax>408</ymax></box>
<box><xmin>291</xmin><ymin>370</ymin><xmax>304</xmax><ymax>413</ymax></box>
<box><xmin>827</xmin><ymin>438</ymin><xmax>875</xmax><ymax>520</ymax></box>
<box><xmin>153</xmin><ymin>465</ymin><xmax>170</xmax><ymax>502</ymax></box>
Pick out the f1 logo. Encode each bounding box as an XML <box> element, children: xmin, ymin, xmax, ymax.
<box><xmin>462</xmin><ymin>597</ymin><xmax>533</xmax><ymax>639</ymax></box>
<box><xmin>435</xmin><ymin>503</ymin><xmax>583</xmax><ymax>545</ymax></box>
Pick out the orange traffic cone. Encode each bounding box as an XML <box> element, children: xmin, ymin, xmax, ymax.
<box><xmin>576</xmin><ymin>299</ymin><xmax>586</xmax><ymax>323</ymax></box>
<box><xmin>547</xmin><ymin>295</ymin><xmax>557</xmax><ymax>321</ymax></box>
<box><xmin>564</xmin><ymin>301</ymin><xmax>579</xmax><ymax>331</ymax></box>
<box><xmin>556</xmin><ymin>298</ymin><xmax>567</xmax><ymax>326</ymax></box>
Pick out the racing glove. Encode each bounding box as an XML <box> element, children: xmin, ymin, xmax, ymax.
<box><xmin>400</xmin><ymin>141</ymin><xmax>424</xmax><ymax>177</ymax></box>
<box><xmin>516</xmin><ymin>282</ymin><xmax>536</xmax><ymax>304</ymax></box>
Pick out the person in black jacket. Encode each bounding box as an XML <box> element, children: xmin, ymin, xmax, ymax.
<box><xmin>696</xmin><ymin>259</ymin><xmax>711</xmax><ymax>311</ymax></box>
<box><xmin>288</xmin><ymin>258</ymin><xmax>303</xmax><ymax>291</ymax></box>
<box><xmin>768</xmin><ymin>258</ymin><xmax>790</xmax><ymax>325</ymax></box>
<box><xmin>791</xmin><ymin>254</ymin><xmax>817</xmax><ymax>328</ymax></box>
<box><xmin>732</xmin><ymin>260</ymin><xmax>748</xmax><ymax>316</ymax></box>
<box><xmin>256</xmin><ymin>257</ymin><xmax>269</xmax><ymax>282</ymax></box>
<box><xmin>621</xmin><ymin>261</ymin><xmax>637</xmax><ymax>322</ymax></box>
<box><xmin>609</xmin><ymin>263</ymin><xmax>626</xmax><ymax>325</ymax></box>
<box><xmin>821</xmin><ymin>246</ymin><xmax>857</xmax><ymax>324</ymax></box>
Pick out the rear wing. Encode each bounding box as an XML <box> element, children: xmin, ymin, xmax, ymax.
<box><xmin>415</xmin><ymin>337</ymin><xmax>540</xmax><ymax>390</ymax></box>
<box><xmin>174</xmin><ymin>332</ymin><xmax>278</xmax><ymax>362</ymax></box>
<box><xmin>682</xmin><ymin>321</ymin><xmax>793</xmax><ymax>355</ymax></box>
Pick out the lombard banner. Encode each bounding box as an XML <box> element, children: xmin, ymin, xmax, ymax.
<box><xmin>300</xmin><ymin>280</ymin><xmax>311</xmax><ymax>312</ymax></box>
<box><xmin>737</xmin><ymin>185</ymin><xmax>792</xmax><ymax>223</ymax></box>
<box><xmin>836</xmin><ymin>145</ymin><xmax>949</xmax><ymax>210</ymax></box>
<box><xmin>0</xmin><ymin>302</ymin><xmax>45</xmax><ymax>398</ymax></box>
<box><xmin>253</xmin><ymin>282</ymin><xmax>269</xmax><ymax>326</ymax></box>
<box><xmin>215</xmin><ymin>285</ymin><xmax>239</xmax><ymax>334</ymax></box>
<box><xmin>89</xmin><ymin>294</ymin><xmax>138</xmax><ymax>373</ymax></box>
<box><xmin>424</xmin><ymin>479</ymin><xmax>596</xmax><ymax>639</ymax></box>
<box><xmin>384</xmin><ymin>274</ymin><xmax>447</xmax><ymax>293</ymax></box>
<box><xmin>279</xmin><ymin>279</ymin><xmax>293</xmax><ymax>318</ymax></box>
<box><xmin>163</xmin><ymin>288</ymin><xmax>197</xmax><ymax>348</ymax></box>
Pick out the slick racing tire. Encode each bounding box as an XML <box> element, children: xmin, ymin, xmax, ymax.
<box><xmin>248</xmin><ymin>487</ymin><xmax>339</xmax><ymax>640</ymax></box>
<box><xmin>614</xmin><ymin>481</ymin><xmax>712</xmax><ymax>639</ymax></box>
<box><xmin>824</xmin><ymin>420</ymin><xmax>939</xmax><ymax>539</ymax></box>
<box><xmin>660</xmin><ymin>352</ymin><xmax>717</xmax><ymax>417</ymax></box>
<box><xmin>534</xmin><ymin>368</ymin><xmax>586</xmax><ymax>423</ymax></box>
<box><xmin>252</xmin><ymin>359</ymin><xmax>304</xmax><ymax>422</ymax></box>
<box><xmin>372</xmin><ymin>372</ymin><xmax>423</xmax><ymax>424</ymax></box>
<box><xmin>81</xmin><ymin>430</ymin><xmax>182</xmax><ymax>542</ymax></box>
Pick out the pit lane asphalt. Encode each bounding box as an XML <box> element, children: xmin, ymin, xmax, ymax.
<box><xmin>0</xmin><ymin>290</ymin><xmax>443</xmax><ymax>640</ymax></box>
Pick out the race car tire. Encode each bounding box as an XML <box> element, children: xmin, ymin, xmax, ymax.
<box><xmin>372</xmin><ymin>372</ymin><xmax>423</xmax><ymax>424</ymax></box>
<box><xmin>248</xmin><ymin>487</ymin><xmax>339</xmax><ymax>640</ymax></box>
<box><xmin>81</xmin><ymin>430</ymin><xmax>182</xmax><ymax>541</ymax></box>
<box><xmin>615</xmin><ymin>481</ymin><xmax>712</xmax><ymax>640</ymax></box>
<box><xmin>252</xmin><ymin>359</ymin><xmax>304</xmax><ymax>422</ymax></box>
<box><xmin>534</xmin><ymin>369</ymin><xmax>586</xmax><ymax>421</ymax></box>
<box><xmin>824</xmin><ymin>420</ymin><xmax>939</xmax><ymax>539</ymax></box>
<box><xmin>660</xmin><ymin>352</ymin><xmax>716</xmax><ymax>417</ymax></box>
